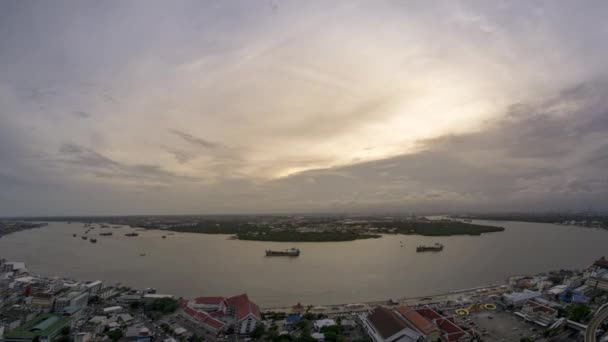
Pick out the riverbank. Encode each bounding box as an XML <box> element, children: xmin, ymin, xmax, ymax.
<box><xmin>0</xmin><ymin>221</ymin><xmax>47</xmax><ymax>239</ymax></box>
<box><xmin>260</xmin><ymin>282</ymin><xmax>510</xmax><ymax>313</ymax></box>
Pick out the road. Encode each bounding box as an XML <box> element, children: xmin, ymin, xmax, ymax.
<box><xmin>585</xmin><ymin>303</ymin><xmax>608</xmax><ymax>342</ymax></box>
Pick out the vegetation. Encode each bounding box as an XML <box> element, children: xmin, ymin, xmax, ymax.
<box><xmin>106</xmin><ymin>329</ymin><xmax>123</xmax><ymax>342</ymax></box>
<box><xmin>145</xmin><ymin>297</ymin><xmax>179</xmax><ymax>320</ymax></box>
<box><xmin>237</xmin><ymin>231</ymin><xmax>381</xmax><ymax>242</ymax></box>
<box><xmin>370</xmin><ymin>220</ymin><xmax>504</xmax><ymax>236</ymax></box>
<box><xmin>321</xmin><ymin>325</ymin><xmax>344</xmax><ymax>342</ymax></box>
<box><xmin>465</xmin><ymin>214</ymin><xmax>608</xmax><ymax>228</ymax></box>
<box><xmin>565</xmin><ymin>303</ymin><xmax>592</xmax><ymax>322</ymax></box>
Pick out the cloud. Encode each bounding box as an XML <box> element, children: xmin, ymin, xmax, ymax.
<box><xmin>72</xmin><ymin>110</ymin><xmax>90</xmax><ymax>118</ymax></box>
<box><xmin>1</xmin><ymin>1</ymin><xmax>608</xmax><ymax>215</ymax></box>
<box><xmin>171</xmin><ymin>130</ymin><xmax>217</xmax><ymax>149</ymax></box>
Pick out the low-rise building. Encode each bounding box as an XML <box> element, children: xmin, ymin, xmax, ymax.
<box><xmin>502</xmin><ymin>289</ymin><xmax>541</xmax><ymax>306</ymax></box>
<box><xmin>517</xmin><ymin>300</ymin><xmax>558</xmax><ymax>327</ymax></box>
<box><xmin>361</xmin><ymin>306</ymin><xmax>423</xmax><ymax>342</ymax></box>
<box><xmin>314</xmin><ymin>319</ymin><xmax>336</xmax><ymax>332</ymax></box>
<box><xmin>183</xmin><ymin>307</ymin><xmax>226</xmax><ymax>335</ymax></box>
<box><xmin>396</xmin><ymin>305</ymin><xmax>441</xmax><ymax>341</ymax></box>
<box><xmin>188</xmin><ymin>297</ymin><xmax>226</xmax><ymax>312</ymax></box>
<box><xmin>2</xmin><ymin>313</ymin><xmax>71</xmax><ymax>342</ymax></box>
<box><xmin>416</xmin><ymin>306</ymin><xmax>471</xmax><ymax>342</ymax></box>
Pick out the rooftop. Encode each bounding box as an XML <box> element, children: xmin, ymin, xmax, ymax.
<box><xmin>396</xmin><ymin>305</ymin><xmax>438</xmax><ymax>335</ymax></box>
<box><xmin>366</xmin><ymin>306</ymin><xmax>407</xmax><ymax>339</ymax></box>
<box><xmin>193</xmin><ymin>296</ymin><xmax>225</xmax><ymax>305</ymax></box>
<box><xmin>3</xmin><ymin>314</ymin><xmax>71</xmax><ymax>339</ymax></box>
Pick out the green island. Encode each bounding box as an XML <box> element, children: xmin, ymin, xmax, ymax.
<box><xmin>368</xmin><ymin>220</ymin><xmax>505</xmax><ymax>236</ymax></box>
<box><xmin>164</xmin><ymin>219</ymin><xmax>504</xmax><ymax>241</ymax></box>
<box><xmin>236</xmin><ymin>231</ymin><xmax>381</xmax><ymax>242</ymax></box>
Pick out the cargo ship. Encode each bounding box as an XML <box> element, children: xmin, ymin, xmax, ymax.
<box><xmin>416</xmin><ymin>243</ymin><xmax>444</xmax><ymax>252</ymax></box>
<box><xmin>265</xmin><ymin>248</ymin><xmax>300</xmax><ymax>257</ymax></box>
<box><xmin>99</xmin><ymin>232</ymin><xmax>113</xmax><ymax>236</ymax></box>
<box><xmin>125</xmin><ymin>232</ymin><xmax>139</xmax><ymax>237</ymax></box>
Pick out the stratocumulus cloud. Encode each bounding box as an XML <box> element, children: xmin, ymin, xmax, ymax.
<box><xmin>0</xmin><ymin>1</ymin><xmax>607</xmax><ymax>215</ymax></box>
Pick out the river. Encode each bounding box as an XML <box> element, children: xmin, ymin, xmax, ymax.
<box><xmin>0</xmin><ymin>220</ymin><xmax>606</xmax><ymax>307</ymax></box>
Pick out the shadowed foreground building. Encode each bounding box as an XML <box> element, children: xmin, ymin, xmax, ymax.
<box><xmin>3</xmin><ymin>314</ymin><xmax>71</xmax><ymax>342</ymax></box>
<box><xmin>361</xmin><ymin>306</ymin><xmax>423</xmax><ymax>342</ymax></box>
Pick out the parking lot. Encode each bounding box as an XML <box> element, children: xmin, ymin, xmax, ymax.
<box><xmin>460</xmin><ymin>309</ymin><xmax>540</xmax><ymax>341</ymax></box>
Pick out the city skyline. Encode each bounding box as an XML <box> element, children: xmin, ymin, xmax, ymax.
<box><xmin>1</xmin><ymin>1</ymin><xmax>608</xmax><ymax>215</ymax></box>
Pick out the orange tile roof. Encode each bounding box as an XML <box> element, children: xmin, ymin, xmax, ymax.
<box><xmin>396</xmin><ymin>305</ymin><xmax>438</xmax><ymax>335</ymax></box>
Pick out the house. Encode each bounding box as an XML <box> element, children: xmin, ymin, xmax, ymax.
<box><xmin>396</xmin><ymin>305</ymin><xmax>441</xmax><ymax>341</ymax></box>
<box><xmin>361</xmin><ymin>306</ymin><xmax>423</xmax><ymax>342</ymax></box>
<box><xmin>125</xmin><ymin>324</ymin><xmax>153</xmax><ymax>342</ymax></box>
<box><xmin>416</xmin><ymin>306</ymin><xmax>471</xmax><ymax>342</ymax></box>
<box><xmin>314</xmin><ymin>319</ymin><xmax>336</xmax><ymax>332</ymax></box>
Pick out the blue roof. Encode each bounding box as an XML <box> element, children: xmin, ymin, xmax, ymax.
<box><xmin>285</xmin><ymin>314</ymin><xmax>301</xmax><ymax>324</ymax></box>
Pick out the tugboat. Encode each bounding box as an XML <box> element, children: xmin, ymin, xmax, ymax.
<box><xmin>73</xmin><ymin>234</ymin><xmax>77</xmax><ymax>237</ymax></box>
<box><xmin>162</xmin><ymin>235</ymin><xmax>166</xmax><ymax>239</ymax></box>
<box><xmin>82</xmin><ymin>236</ymin><xmax>88</xmax><ymax>240</ymax></box>
<box><xmin>265</xmin><ymin>248</ymin><xmax>300</xmax><ymax>257</ymax></box>
<box><xmin>125</xmin><ymin>232</ymin><xmax>139</xmax><ymax>237</ymax></box>
<box><xmin>416</xmin><ymin>243</ymin><xmax>444</xmax><ymax>252</ymax></box>
<box><xmin>90</xmin><ymin>238</ymin><xmax>97</xmax><ymax>243</ymax></box>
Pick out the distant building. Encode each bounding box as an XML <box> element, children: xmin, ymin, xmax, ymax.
<box><xmin>53</xmin><ymin>291</ymin><xmax>88</xmax><ymax>313</ymax></box>
<box><xmin>361</xmin><ymin>306</ymin><xmax>423</xmax><ymax>342</ymax></box>
<box><xmin>84</xmin><ymin>281</ymin><xmax>103</xmax><ymax>295</ymax></box>
<box><xmin>502</xmin><ymin>289</ymin><xmax>541</xmax><ymax>306</ymax></box>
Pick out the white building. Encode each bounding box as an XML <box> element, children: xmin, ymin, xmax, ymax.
<box><xmin>503</xmin><ymin>289</ymin><xmax>541</xmax><ymax>306</ymax></box>
<box><xmin>314</xmin><ymin>319</ymin><xmax>337</xmax><ymax>332</ymax></box>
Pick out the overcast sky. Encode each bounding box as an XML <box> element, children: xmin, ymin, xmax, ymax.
<box><xmin>1</xmin><ymin>1</ymin><xmax>608</xmax><ymax>216</ymax></box>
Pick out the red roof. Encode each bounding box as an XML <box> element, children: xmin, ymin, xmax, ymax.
<box><xmin>416</xmin><ymin>306</ymin><xmax>468</xmax><ymax>342</ymax></box>
<box><xmin>225</xmin><ymin>294</ymin><xmax>261</xmax><ymax>321</ymax></box>
<box><xmin>184</xmin><ymin>307</ymin><xmax>226</xmax><ymax>330</ymax></box>
<box><xmin>396</xmin><ymin>305</ymin><xmax>438</xmax><ymax>335</ymax></box>
<box><xmin>193</xmin><ymin>296</ymin><xmax>226</xmax><ymax>305</ymax></box>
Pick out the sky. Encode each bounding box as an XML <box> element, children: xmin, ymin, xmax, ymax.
<box><xmin>1</xmin><ymin>1</ymin><xmax>608</xmax><ymax>216</ymax></box>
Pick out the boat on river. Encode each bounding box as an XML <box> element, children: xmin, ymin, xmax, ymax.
<box><xmin>416</xmin><ymin>243</ymin><xmax>444</xmax><ymax>252</ymax></box>
<box><xmin>265</xmin><ymin>248</ymin><xmax>300</xmax><ymax>257</ymax></box>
